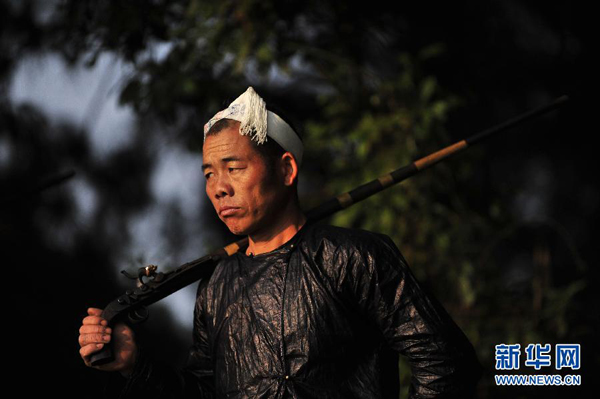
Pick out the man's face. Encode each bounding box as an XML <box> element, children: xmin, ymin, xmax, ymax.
<box><xmin>202</xmin><ymin>124</ymin><xmax>283</xmax><ymax>236</ymax></box>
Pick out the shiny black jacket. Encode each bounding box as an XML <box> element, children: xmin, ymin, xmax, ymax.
<box><xmin>114</xmin><ymin>223</ymin><xmax>481</xmax><ymax>398</ymax></box>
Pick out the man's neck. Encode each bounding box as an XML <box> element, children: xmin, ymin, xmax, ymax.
<box><xmin>246</xmin><ymin>203</ymin><xmax>306</xmax><ymax>256</ymax></box>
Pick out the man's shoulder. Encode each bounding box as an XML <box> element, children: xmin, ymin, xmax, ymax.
<box><xmin>302</xmin><ymin>223</ymin><xmax>396</xmax><ymax>253</ymax></box>
<box><xmin>299</xmin><ymin>224</ymin><xmax>408</xmax><ymax>282</ymax></box>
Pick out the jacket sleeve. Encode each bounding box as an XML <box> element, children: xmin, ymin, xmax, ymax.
<box><xmin>346</xmin><ymin>233</ymin><xmax>482</xmax><ymax>399</ymax></box>
<box><xmin>106</xmin><ymin>278</ymin><xmax>216</xmax><ymax>399</ymax></box>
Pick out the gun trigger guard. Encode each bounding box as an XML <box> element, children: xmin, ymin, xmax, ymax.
<box><xmin>128</xmin><ymin>307</ymin><xmax>149</xmax><ymax>324</ymax></box>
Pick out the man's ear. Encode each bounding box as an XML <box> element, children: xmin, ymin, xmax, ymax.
<box><xmin>280</xmin><ymin>152</ymin><xmax>299</xmax><ymax>186</ymax></box>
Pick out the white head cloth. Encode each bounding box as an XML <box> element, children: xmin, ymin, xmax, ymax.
<box><xmin>203</xmin><ymin>87</ymin><xmax>304</xmax><ymax>166</ymax></box>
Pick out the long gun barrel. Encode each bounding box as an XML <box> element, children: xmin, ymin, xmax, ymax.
<box><xmin>90</xmin><ymin>94</ymin><xmax>569</xmax><ymax>366</ymax></box>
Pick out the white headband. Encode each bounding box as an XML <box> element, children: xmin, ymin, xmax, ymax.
<box><xmin>203</xmin><ymin>87</ymin><xmax>304</xmax><ymax>166</ymax></box>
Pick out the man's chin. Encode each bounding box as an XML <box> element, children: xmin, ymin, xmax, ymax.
<box><xmin>221</xmin><ymin>213</ymin><xmax>266</xmax><ymax>237</ymax></box>
<box><xmin>222</xmin><ymin>220</ymin><xmax>252</xmax><ymax>236</ymax></box>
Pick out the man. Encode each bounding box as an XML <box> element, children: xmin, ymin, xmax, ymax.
<box><xmin>79</xmin><ymin>87</ymin><xmax>481</xmax><ymax>398</ymax></box>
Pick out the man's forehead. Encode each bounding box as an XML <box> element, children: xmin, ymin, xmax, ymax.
<box><xmin>202</xmin><ymin>127</ymin><xmax>259</xmax><ymax>163</ymax></box>
<box><xmin>203</xmin><ymin>138</ymin><xmax>237</xmax><ymax>154</ymax></box>
<box><xmin>204</xmin><ymin>126</ymin><xmax>242</xmax><ymax>150</ymax></box>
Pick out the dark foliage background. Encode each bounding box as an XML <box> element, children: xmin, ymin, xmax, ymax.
<box><xmin>1</xmin><ymin>1</ymin><xmax>597</xmax><ymax>397</ymax></box>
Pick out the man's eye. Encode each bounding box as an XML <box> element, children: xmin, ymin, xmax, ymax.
<box><xmin>229</xmin><ymin>167</ymin><xmax>242</xmax><ymax>173</ymax></box>
<box><xmin>204</xmin><ymin>172</ymin><xmax>213</xmax><ymax>179</ymax></box>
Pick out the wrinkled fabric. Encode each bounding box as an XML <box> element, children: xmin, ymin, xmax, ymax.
<box><xmin>114</xmin><ymin>223</ymin><xmax>481</xmax><ymax>398</ymax></box>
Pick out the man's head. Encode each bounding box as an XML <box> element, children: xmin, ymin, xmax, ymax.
<box><xmin>202</xmin><ymin>119</ymin><xmax>301</xmax><ymax>236</ymax></box>
<box><xmin>206</xmin><ymin>118</ymin><xmax>290</xmax><ymax>179</ymax></box>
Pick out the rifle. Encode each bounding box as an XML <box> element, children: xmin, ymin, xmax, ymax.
<box><xmin>90</xmin><ymin>95</ymin><xmax>569</xmax><ymax>366</ymax></box>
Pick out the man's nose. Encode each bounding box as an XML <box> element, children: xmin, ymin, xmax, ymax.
<box><xmin>214</xmin><ymin>175</ymin><xmax>234</xmax><ymax>199</ymax></box>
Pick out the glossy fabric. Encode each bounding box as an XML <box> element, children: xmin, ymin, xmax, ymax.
<box><xmin>118</xmin><ymin>223</ymin><xmax>481</xmax><ymax>398</ymax></box>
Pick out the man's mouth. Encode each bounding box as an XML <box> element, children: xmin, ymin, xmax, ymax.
<box><xmin>219</xmin><ymin>206</ymin><xmax>240</xmax><ymax>216</ymax></box>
